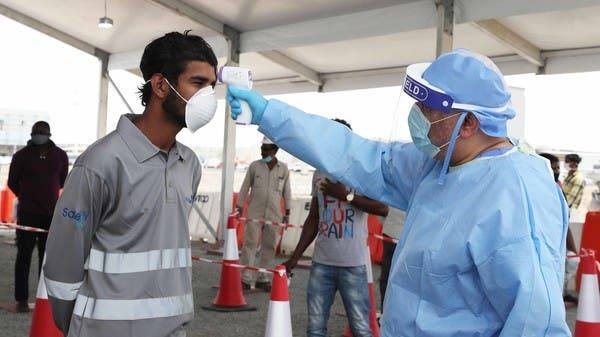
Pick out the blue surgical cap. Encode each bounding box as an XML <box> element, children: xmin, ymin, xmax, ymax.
<box><xmin>405</xmin><ymin>49</ymin><xmax>516</xmax><ymax>137</ymax></box>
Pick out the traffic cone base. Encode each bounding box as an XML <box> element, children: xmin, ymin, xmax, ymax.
<box><xmin>264</xmin><ymin>301</ymin><xmax>292</xmax><ymax>337</ymax></box>
<box><xmin>203</xmin><ymin>216</ymin><xmax>255</xmax><ymax>312</ymax></box>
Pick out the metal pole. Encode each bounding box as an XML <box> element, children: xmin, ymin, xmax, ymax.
<box><xmin>96</xmin><ymin>51</ymin><xmax>110</xmax><ymax>138</ymax></box>
<box><xmin>107</xmin><ymin>72</ymin><xmax>135</xmax><ymax>114</ymax></box>
<box><xmin>435</xmin><ymin>0</ymin><xmax>454</xmax><ymax>57</ymax></box>
<box><xmin>218</xmin><ymin>25</ymin><xmax>240</xmax><ymax>242</ymax></box>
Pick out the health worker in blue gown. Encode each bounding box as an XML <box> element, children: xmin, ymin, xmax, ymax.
<box><xmin>227</xmin><ymin>49</ymin><xmax>571</xmax><ymax>337</ymax></box>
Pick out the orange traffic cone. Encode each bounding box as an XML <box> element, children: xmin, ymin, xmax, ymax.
<box><xmin>264</xmin><ymin>265</ymin><xmax>293</xmax><ymax>337</ymax></box>
<box><xmin>344</xmin><ymin>245</ymin><xmax>380</xmax><ymax>337</ymax></box>
<box><xmin>203</xmin><ymin>214</ymin><xmax>255</xmax><ymax>312</ymax></box>
<box><xmin>30</xmin><ymin>270</ymin><xmax>63</xmax><ymax>337</ymax></box>
<box><xmin>575</xmin><ymin>249</ymin><xmax>600</xmax><ymax>337</ymax></box>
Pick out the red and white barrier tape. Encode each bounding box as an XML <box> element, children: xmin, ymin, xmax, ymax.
<box><xmin>369</xmin><ymin>233</ymin><xmax>399</xmax><ymax>244</ymax></box>
<box><xmin>0</xmin><ymin>222</ymin><xmax>48</xmax><ymax>233</ymax></box>
<box><xmin>238</xmin><ymin>217</ymin><xmax>303</xmax><ymax>229</ymax></box>
<box><xmin>191</xmin><ymin>255</ymin><xmax>285</xmax><ymax>276</ymax></box>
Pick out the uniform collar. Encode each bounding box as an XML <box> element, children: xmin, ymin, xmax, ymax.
<box><xmin>117</xmin><ymin>114</ymin><xmax>184</xmax><ymax>163</ymax></box>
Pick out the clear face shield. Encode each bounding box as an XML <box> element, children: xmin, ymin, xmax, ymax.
<box><xmin>400</xmin><ymin>63</ymin><xmax>468</xmax><ymax>185</ymax></box>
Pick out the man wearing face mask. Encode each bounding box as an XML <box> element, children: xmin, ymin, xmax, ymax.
<box><xmin>7</xmin><ymin>121</ymin><xmax>68</xmax><ymax>313</ymax></box>
<box><xmin>236</xmin><ymin>136</ymin><xmax>291</xmax><ymax>291</ymax></box>
<box><xmin>43</xmin><ymin>31</ymin><xmax>217</xmax><ymax>337</ymax></box>
<box><xmin>227</xmin><ymin>49</ymin><xmax>570</xmax><ymax>336</ymax></box>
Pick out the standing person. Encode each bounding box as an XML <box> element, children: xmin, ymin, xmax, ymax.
<box><xmin>237</xmin><ymin>136</ymin><xmax>291</xmax><ymax>291</ymax></box>
<box><xmin>283</xmin><ymin>119</ymin><xmax>388</xmax><ymax>337</ymax></box>
<box><xmin>563</xmin><ymin>153</ymin><xmax>585</xmax><ymax>210</ymax></box>
<box><xmin>379</xmin><ymin>207</ymin><xmax>405</xmax><ymax>312</ymax></box>
<box><xmin>227</xmin><ymin>49</ymin><xmax>571</xmax><ymax>336</ymax></box>
<box><xmin>7</xmin><ymin>121</ymin><xmax>68</xmax><ymax>313</ymax></box>
<box><xmin>43</xmin><ymin>31</ymin><xmax>218</xmax><ymax>337</ymax></box>
<box><xmin>541</xmin><ymin>152</ymin><xmax>578</xmax><ymax>305</ymax></box>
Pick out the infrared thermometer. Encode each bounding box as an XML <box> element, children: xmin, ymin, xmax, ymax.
<box><xmin>218</xmin><ymin>66</ymin><xmax>253</xmax><ymax>125</ymax></box>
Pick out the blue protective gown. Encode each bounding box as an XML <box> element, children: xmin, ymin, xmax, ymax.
<box><xmin>258</xmin><ymin>100</ymin><xmax>571</xmax><ymax>337</ymax></box>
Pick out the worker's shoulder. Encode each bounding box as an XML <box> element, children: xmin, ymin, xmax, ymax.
<box><xmin>277</xmin><ymin>161</ymin><xmax>289</xmax><ymax>171</ymax></box>
<box><xmin>175</xmin><ymin>141</ymin><xmax>200</xmax><ymax>168</ymax></box>
<box><xmin>249</xmin><ymin>160</ymin><xmax>262</xmax><ymax>169</ymax></box>
<box><xmin>72</xmin><ymin>130</ymin><xmax>124</xmax><ymax>176</ymax></box>
<box><xmin>52</xmin><ymin>144</ymin><xmax>68</xmax><ymax>157</ymax></box>
<box><xmin>11</xmin><ymin>146</ymin><xmax>28</xmax><ymax>159</ymax></box>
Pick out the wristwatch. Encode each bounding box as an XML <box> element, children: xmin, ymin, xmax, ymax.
<box><xmin>346</xmin><ymin>189</ymin><xmax>355</xmax><ymax>202</ymax></box>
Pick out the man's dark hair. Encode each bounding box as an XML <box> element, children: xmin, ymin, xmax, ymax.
<box><xmin>539</xmin><ymin>153</ymin><xmax>559</xmax><ymax>164</ymax></box>
<box><xmin>31</xmin><ymin>121</ymin><xmax>51</xmax><ymax>135</ymax></box>
<box><xmin>138</xmin><ymin>31</ymin><xmax>218</xmax><ymax>106</ymax></box>
<box><xmin>332</xmin><ymin>118</ymin><xmax>352</xmax><ymax>130</ymax></box>
<box><xmin>565</xmin><ymin>153</ymin><xmax>582</xmax><ymax>164</ymax></box>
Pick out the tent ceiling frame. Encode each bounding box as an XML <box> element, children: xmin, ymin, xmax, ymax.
<box><xmin>151</xmin><ymin>0</ymin><xmax>323</xmax><ymax>87</ymax></box>
<box><xmin>473</xmin><ymin>19</ymin><xmax>544</xmax><ymax>68</ymax></box>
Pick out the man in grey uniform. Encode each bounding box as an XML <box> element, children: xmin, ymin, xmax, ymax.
<box><xmin>43</xmin><ymin>31</ymin><xmax>218</xmax><ymax>337</ymax></box>
<box><xmin>237</xmin><ymin>136</ymin><xmax>291</xmax><ymax>291</ymax></box>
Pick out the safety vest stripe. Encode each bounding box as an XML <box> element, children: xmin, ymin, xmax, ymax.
<box><xmin>45</xmin><ymin>277</ymin><xmax>83</xmax><ymax>301</ymax></box>
<box><xmin>73</xmin><ymin>293</ymin><xmax>194</xmax><ymax>320</ymax></box>
<box><xmin>87</xmin><ymin>248</ymin><xmax>192</xmax><ymax>274</ymax></box>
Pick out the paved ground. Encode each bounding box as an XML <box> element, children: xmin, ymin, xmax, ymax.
<box><xmin>0</xmin><ymin>236</ymin><xmax>578</xmax><ymax>337</ymax></box>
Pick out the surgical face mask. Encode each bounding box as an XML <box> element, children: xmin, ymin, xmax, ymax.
<box><xmin>31</xmin><ymin>134</ymin><xmax>50</xmax><ymax>145</ymax></box>
<box><xmin>408</xmin><ymin>104</ymin><xmax>457</xmax><ymax>158</ymax></box>
<box><xmin>163</xmin><ymin>79</ymin><xmax>218</xmax><ymax>132</ymax></box>
<box><xmin>261</xmin><ymin>156</ymin><xmax>273</xmax><ymax>164</ymax></box>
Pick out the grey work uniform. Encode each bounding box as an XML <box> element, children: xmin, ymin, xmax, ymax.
<box><xmin>44</xmin><ymin>115</ymin><xmax>201</xmax><ymax>337</ymax></box>
<box><xmin>237</xmin><ymin>160</ymin><xmax>291</xmax><ymax>284</ymax></box>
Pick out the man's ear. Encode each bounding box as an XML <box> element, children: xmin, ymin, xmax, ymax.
<box><xmin>459</xmin><ymin>112</ymin><xmax>480</xmax><ymax>138</ymax></box>
<box><xmin>151</xmin><ymin>74</ymin><xmax>170</xmax><ymax>100</ymax></box>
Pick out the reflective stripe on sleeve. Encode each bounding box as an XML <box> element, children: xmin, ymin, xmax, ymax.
<box><xmin>44</xmin><ymin>276</ymin><xmax>83</xmax><ymax>301</ymax></box>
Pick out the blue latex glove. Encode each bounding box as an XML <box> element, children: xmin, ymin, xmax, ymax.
<box><xmin>226</xmin><ymin>86</ymin><xmax>268</xmax><ymax>124</ymax></box>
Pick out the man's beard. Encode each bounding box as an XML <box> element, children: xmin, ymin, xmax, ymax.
<box><xmin>162</xmin><ymin>90</ymin><xmax>187</xmax><ymax>128</ymax></box>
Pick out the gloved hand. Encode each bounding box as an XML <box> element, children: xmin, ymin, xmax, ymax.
<box><xmin>226</xmin><ymin>86</ymin><xmax>268</xmax><ymax>124</ymax></box>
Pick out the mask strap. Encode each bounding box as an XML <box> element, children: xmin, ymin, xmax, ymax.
<box><xmin>438</xmin><ymin>112</ymin><xmax>468</xmax><ymax>185</ymax></box>
<box><xmin>431</xmin><ymin>112</ymin><xmax>461</xmax><ymax>125</ymax></box>
<box><xmin>145</xmin><ymin>78</ymin><xmax>189</xmax><ymax>103</ymax></box>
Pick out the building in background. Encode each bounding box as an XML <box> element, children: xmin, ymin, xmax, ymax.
<box><xmin>0</xmin><ymin>109</ymin><xmax>49</xmax><ymax>156</ymax></box>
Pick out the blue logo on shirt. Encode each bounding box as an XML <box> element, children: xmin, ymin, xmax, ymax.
<box><xmin>185</xmin><ymin>194</ymin><xmax>209</xmax><ymax>204</ymax></box>
<box><xmin>62</xmin><ymin>208</ymin><xmax>90</xmax><ymax>229</ymax></box>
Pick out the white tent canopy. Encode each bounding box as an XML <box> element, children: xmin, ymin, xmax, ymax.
<box><xmin>2</xmin><ymin>0</ymin><xmax>600</xmax><ymax>233</ymax></box>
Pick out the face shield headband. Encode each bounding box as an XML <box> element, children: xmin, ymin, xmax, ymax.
<box><xmin>403</xmin><ymin>74</ymin><xmax>454</xmax><ymax>113</ymax></box>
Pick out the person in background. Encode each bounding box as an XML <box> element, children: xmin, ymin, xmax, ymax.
<box><xmin>237</xmin><ymin>136</ymin><xmax>291</xmax><ymax>291</ymax></box>
<box><xmin>563</xmin><ymin>153</ymin><xmax>585</xmax><ymax>210</ymax></box>
<box><xmin>540</xmin><ymin>152</ymin><xmax>578</xmax><ymax>306</ymax></box>
<box><xmin>7</xmin><ymin>121</ymin><xmax>68</xmax><ymax>313</ymax></box>
<box><xmin>379</xmin><ymin>207</ymin><xmax>405</xmax><ymax>312</ymax></box>
<box><xmin>283</xmin><ymin>119</ymin><xmax>388</xmax><ymax>337</ymax></box>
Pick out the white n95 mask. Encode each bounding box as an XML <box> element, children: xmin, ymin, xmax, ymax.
<box><xmin>164</xmin><ymin>79</ymin><xmax>218</xmax><ymax>132</ymax></box>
